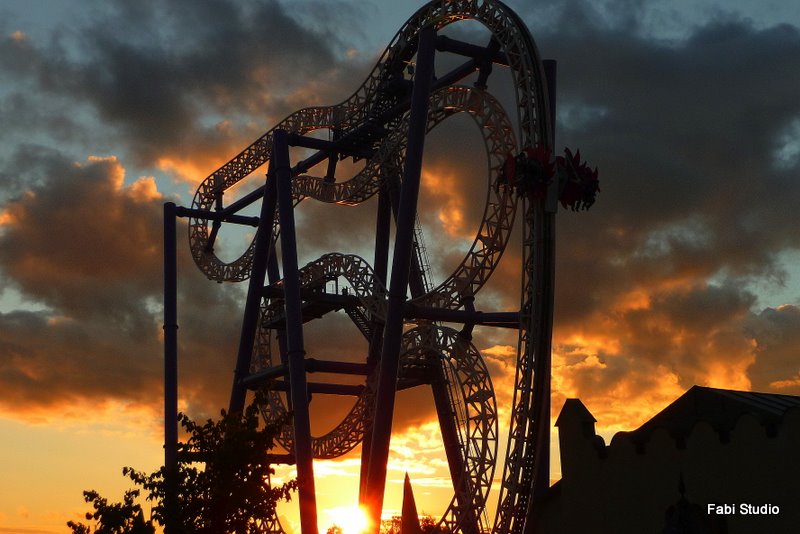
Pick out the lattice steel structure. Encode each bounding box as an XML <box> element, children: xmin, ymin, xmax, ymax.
<box><xmin>162</xmin><ymin>1</ymin><xmax>584</xmax><ymax>532</ymax></box>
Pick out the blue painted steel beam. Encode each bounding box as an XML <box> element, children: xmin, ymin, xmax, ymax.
<box><xmin>435</xmin><ymin>34</ymin><xmax>509</xmax><ymax>65</ymax></box>
<box><xmin>404</xmin><ymin>305</ymin><xmax>520</xmax><ymax>328</ymax></box>
<box><xmin>174</xmin><ymin>205</ymin><xmax>259</xmax><ymax>227</ymax></box>
<box><xmin>306</xmin><ymin>359</ymin><xmax>371</xmax><ymax>375</ymax></box>
<box><xmin>241</xmin><ymin>360</ymin><xmax>370</xmax><ymax>389</ymax></box>
<box><xmin>359</xmin><ymin>184</ymin><xmax>393</xmax><ymax>504</ymax></box>
<box><xmin>364</xmin><ymin>25</ymin><xmax>437</xmax><ymax>524</ymax></box>
<box><xmin>162</xmin><ymin>202</ymin><xmax>178</xmax><ymax>534</ymax></box>
<box><xmin>287</xmin><ymin>132</ymin><xmax>374</xmax><ymax>160</ymax></box>
<box><xmin>267</xmin><ymin>381</ymin><xmax>365</xmax><ymax>396</ymax></box>
<box><xmin>208</xmin><ymin>57</ymin><xmax>480</xmax><ymax>222</ymax></box>
<box><xmin>431</xmin><ymin>363</ymin><xmax>479</xmax><ymax>533</ymax></box>
<box><xmin>524</xmin><ymin>58</ymin><xmax>558</xmax><ymax>534</ymax></box>
<box><xmin>228</xmin><ymin>167</ymin><xmax>278</xmax><ymax>414</ymax></box>
<box><xmin>273</xmin><ymin>128</ymin><xmax>319</xmax><ymax>534</ymax></box>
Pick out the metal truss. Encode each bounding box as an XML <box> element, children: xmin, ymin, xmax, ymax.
<box><xmin>400</xmin><ymin>325</ymin><xmax>497</xmax><ymax>533</ymax></box>
<box><xmin>180</xmin><ymin>0</ymin><xmax>557</xmax><ymax>532</ymax></box>
<box><xmin>254</xmin><ymin>253</ymin><xmax>382</xmax><ymax>459</ymax></box>
<box><xmin>253</xmin><ymin>255</ymin><xmax>498</xmax><ymax>532</ymax></box>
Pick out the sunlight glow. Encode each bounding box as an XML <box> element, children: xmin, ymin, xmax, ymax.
<box><xmin>326</xmin><ymin>505</ymin><xmax>370</xmax><ymax>534</ymax></box>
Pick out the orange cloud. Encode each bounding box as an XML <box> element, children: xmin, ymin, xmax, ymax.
<box><xmin>127</xmin><ymin>176</ymin><xmax>161</xmax><ymax>202</ymax></box>
<box><xmin>0</xmin><ymin>209</ymin><xmax>15</xmax><ymax>226</ymax></box>
<box><xmin>421</xmin><ymin>168</ymin><xmax>468</xmax><ymax>237</ymax></box>
<box><xmin>158</xmin><ymin>154</ymin><xmax>229</xmax><ymax>186</ymax></box>
<box><xmin>545</xmin><ymin>278</ymin><xmax>776</xmax><ymax>435</ymax></box>
<box><xmin>770</xmin><ymin>374</ymin><xmax>800</xmax><ymax>389</ymax></box>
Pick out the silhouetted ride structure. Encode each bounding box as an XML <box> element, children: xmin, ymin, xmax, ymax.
<box><xmin>163</xmin><ymin>1</ymin><xmax>598</xmax><ymax>532</ymax></box>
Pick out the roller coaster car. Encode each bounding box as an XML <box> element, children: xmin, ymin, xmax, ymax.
<box><xmin>499</xmin><ymin>146</ymin><xmax>600</xmax><ymax>211</ymax></box>
<box><xmin>500</xmin><ymin>145</ymin><xmax>554</xmax><ymax>200</ymax></box>
<box><xmin>556</xmin><ymin>148</ymin><xmax>600</xmax><ymax>211</ymax></box>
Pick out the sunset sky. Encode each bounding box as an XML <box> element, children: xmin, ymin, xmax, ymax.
<box><xmin>2</xmin><ymin>0</ymin><xmax>800</xmax><ymax>532</ymax></box>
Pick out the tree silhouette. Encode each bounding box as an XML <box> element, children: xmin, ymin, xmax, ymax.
<box><xmin>419</xmin><ymin>515</ymin><xmax>450</xmax><ymax>533</ymax></box>
<box><xmin>378</xmin><ymin>515</ymin><xmax>450</xmax><ymax>533</ymax></box>
<box><xmin>67</xmin><ymin>489</ymin><xmax>154</xmax><ymax>534</ymax></box>
<box><xmin>68</xmin><ymin>394</ymin><xmax>295</xmax><ymax>533</ymax></box>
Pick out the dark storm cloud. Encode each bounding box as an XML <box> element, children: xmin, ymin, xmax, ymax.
<box><xmin>0</xmin><ymin>0</ymin><xmax>386</xmax><ymax>424</ymax></box>
<box><xmin>0</xmin><ymin>308</ymin><xmax>162</xmax><ymax>409</ymax></box>
<box><xmin>0</xmin><ymin>0</ymin><xmax>368</xmax><ymax>169</ymax></box>
<box><xmin>287</xmin><ymin>3</ymin><xmax>800</xmax><ymax>428</ymax></box>
<box><xmin>746</xmin><ymin>305</ymin><xmax>800</xmax><ymax>394</ymax></box>
<box><xmin>0</xmin><ymin>91</ymin><xmax>89</xmax><ymax>151</ymax></box>
<box><xmin>543</xmin><ymin>12</ymin><xmax>800</xmax><ymax>272</ymax></box>
<box><xmin>551</xmin><ymin>280</ymin><xmax>800</xmax><ymax>426</ymax></box>
<box><xmin>0</xmin><ymin>146</ymin><xmax>435</xmax><ymax>429</ymax></box>
<box><xmin>2</xmin><ymin>0</ymin><xmax>799</xmax><ymax>431</ymax></box>
<box><xmin>606</xmin><ymin>282</ymin><xmax>755</xmax><ymax>378</ymax></box>
<box><xmin>293</xmin><ymin>196</ymin><xmax>380</xmax><ymax>263</ymax></box>
<box><xmin>0</xmin><ymin>149</ymin><xmax>162</xmax><ymax>323</ymax></box>
<box><xmin>499</xmin><ymin>4</ymin><xmax>800</xmax><ymax>420</ymax></box>
<box><xmin>0</xmin><ymin>150</ymin><xmax>248</xmax><ymax>416</ymax></box>
<box><xmin>531</xmin><ymin>12</ymin><xmax>800</xmax><ymax>314</ymax></box>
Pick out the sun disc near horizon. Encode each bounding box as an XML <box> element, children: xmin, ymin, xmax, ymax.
<box><xmin>326</xmin><ymin>505</ymin><xmax>371</xmax><ymax>534</ymax></box>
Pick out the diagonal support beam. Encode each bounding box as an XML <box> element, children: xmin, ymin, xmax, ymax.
<box><xmin>364</xmin><ymin>25</ymin><xmax>437</xmax><ymax>525</ymax></box>
<box><xmin>229</xmin><ymin>166</ymin><xmax>278</xmax><ymax>414</ymax></box>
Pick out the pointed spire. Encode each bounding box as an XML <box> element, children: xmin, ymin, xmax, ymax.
<box><xmin>401</xmin><ymin>472</ymin><xmax>422</xmax><ymax>534</ymax></box>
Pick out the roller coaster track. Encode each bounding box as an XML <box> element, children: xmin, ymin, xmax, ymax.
<box><xmin>185</xmin><ymin>1</ymin><xmax>561</xmax><ymax>532</ymax></box>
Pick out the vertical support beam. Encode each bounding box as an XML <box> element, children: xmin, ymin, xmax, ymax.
<box><xmin>360</xmin><ymin>182</ymin><xmax>393</xmax><ymax>504</ymax></box>
<box><xmin>529</xmin><ymin>203</ymin><xmax>554</xmax><ymax>497</ymax></box>
<box><xmin>543</xmin><ymin>59</ymin><xmax>558</xmax><ymax>214</ymax></box>
<box><xmin>543</xmin><ymin>60</ymin><xmax>557</xmax><ymax>145</ymax></box>
<box><xmin>324</xmin><ymin>152</ymin><xmax>338</xmax><ymax>183</ymax></box>
<box><xmin>264</xmin><ymin>211</ymin><xmax>291</xmax><ymax>372</ymax></box>
<box><xmin>364</xmin><ymin>25</ymin><xmax>436</xmax><ymax>524</ymax></box>
<box><xmin>274</xmin><ymin>128</ymin><xmax>319</xmax><ymax>534</ymax></box>
<box><xmin>206</xmin><ymin>189</ymin><xmax>224</xmax><ymax>252</ymax></box>
<box><xmin>369</xmin><ymin>181</ymin><xmax>393</xmax><ymax>368</ymax></box>
<box><xmin>162</xmin><ymin>202</ymin><xmax>178</xmax><ymax>534</ymax></box>
<box><xmin>525</xmin><ymin>59</ymin><xmax>558</xmax><ymax>533</ymax></box>
<box><xmin>229</xmin><ymin>162</ymin><xmax>278</xmax><ymax>414</ymax></box>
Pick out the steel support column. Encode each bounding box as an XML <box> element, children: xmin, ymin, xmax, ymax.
<box><xmin>528</xmin><ymin>202</ymin><xmax>554</xmax><ymax>496</ymax></box>
<box><xmin>163</xmin><ymin>202</ymin><xmax>178</xmax><ymax>534</ymax></box>
<box><xmin>273</xmin><ymin>128</ymin><xmax>319</xmax><ymax>534</ymax></box>
<box><xmin>364</xmin><ymin>26</ymin><xmax>436</xmax><ymax>525</ymax></box>
<box><xmin>524</xmin><ymin>59</ymin><xmax>557</xmax><ymax>533</ymax></box>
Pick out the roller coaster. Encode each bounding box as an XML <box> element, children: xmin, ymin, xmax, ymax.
<box><xmin>163</xmin><ymin>1</ymin><xmax>598</xmax><ymax>532</ymax></box>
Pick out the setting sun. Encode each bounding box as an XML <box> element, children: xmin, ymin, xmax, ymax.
<box><xmin>326</xmin><ymin>505</ymin><xmax>371</xmax><ymax>534</ymax></box>
<box><xmin>2</xmin><ymin>0</ymin><xmax>800</xmax><ymax>532</ymax></box>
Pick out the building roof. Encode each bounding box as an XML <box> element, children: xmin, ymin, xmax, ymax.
<box><xmin>626</xmin><ymin>385</ymin><xmax>800</xmax><ymax>444</ymax></box>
